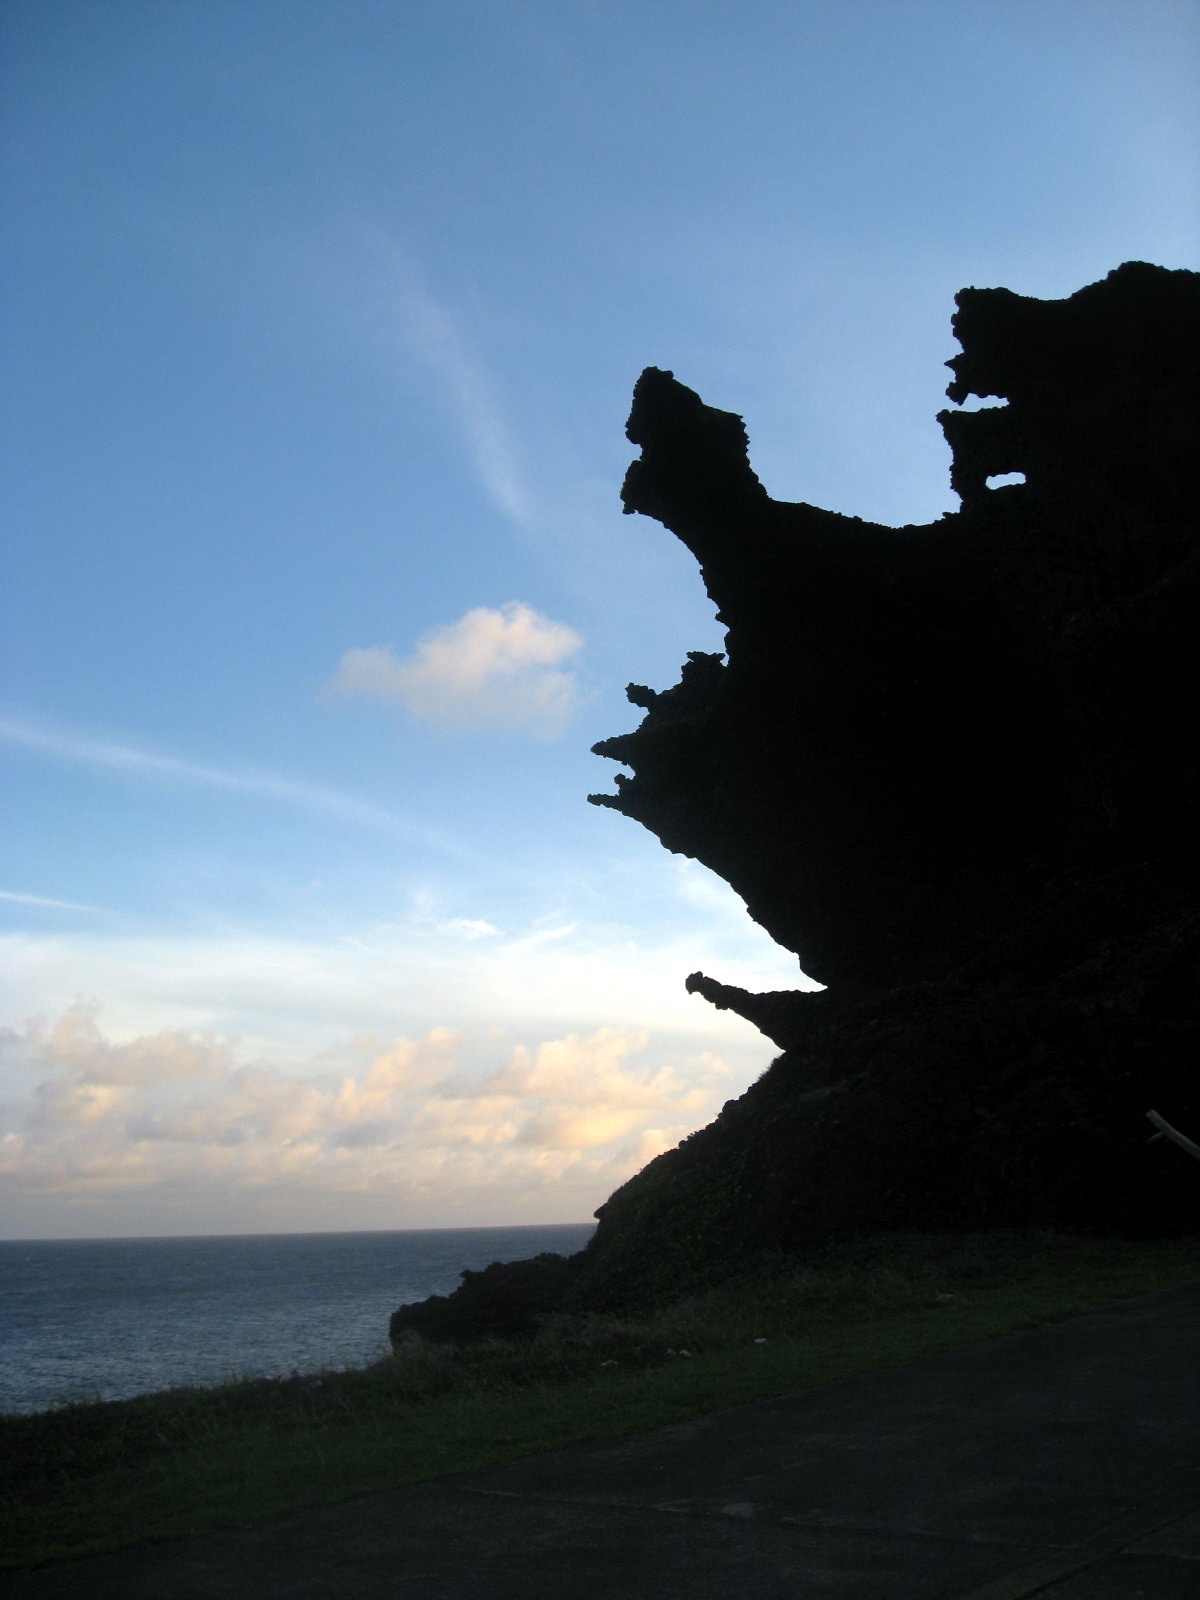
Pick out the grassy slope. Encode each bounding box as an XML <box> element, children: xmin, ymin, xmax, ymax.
<box><xmin>3</xmin><ymin>1231</ymin><xmax>1197</xmax><ymax>1572</ymax></box>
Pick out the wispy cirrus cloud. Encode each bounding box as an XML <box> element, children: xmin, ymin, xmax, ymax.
<box><xmin>390</xmin><ymin>261</ymin><xmax>532</xmax><ymax>527</ymax></box>
<box><xmin>0</xmin><ymin>713</ymin><xmax>470</xmax><ymax>858</ymax></box>
<box><xmin>331</xmin><ymin>602</ymin><xmax>582</xmax><ymax>737</ymax></box>
<box><xmin>0</xmin><ymin>889</ymin><xmax>104</xmax><ymax>914</ymax></box>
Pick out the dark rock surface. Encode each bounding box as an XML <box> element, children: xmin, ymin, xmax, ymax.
<box><xmin>394</xmin><ymin>263</ymin><xmax>1199</xmax><ymax>1339</ymax></box>
<box><xmin>592</xmin><ymin>262</ymin><xmax>1199</xmax><ymax>995</ymax></box>
<box><xmin>390</xmin><ymin>1253</ymin><xmax>572</xmax><ymax>1345</ymax></box>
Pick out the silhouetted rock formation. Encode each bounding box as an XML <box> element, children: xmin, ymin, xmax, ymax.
<box><xmin>590</xmin><ymin>262</ymin><xmax>1199</xmax><ymax>999</ymax></box>
<box><xmin>391</xmin><ymin>1253</ymin><xmax>572</xmax><ymax>1345</ymax></box>
<box><xmin>392</xmin><ymin>264</ymin><xmax>1200</xmax><ymax>1340</ymax></box>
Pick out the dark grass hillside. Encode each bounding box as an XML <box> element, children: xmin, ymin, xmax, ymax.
<box><xmin>5</xmin><ymin>1232</ymin><xmax>1197</xmax><ymax>1572</ymax></box>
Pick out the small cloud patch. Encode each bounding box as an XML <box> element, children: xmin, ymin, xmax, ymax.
<box><xmin>332</xmin><ymin>602</ymin><xmax>582</xmax><ymax>738</ymax></box>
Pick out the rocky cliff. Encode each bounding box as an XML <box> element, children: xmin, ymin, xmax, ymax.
<box><xmin>392</xmin><ymin>262</ymin><xmax>1200</xmax><ymax>1339</ymax></box>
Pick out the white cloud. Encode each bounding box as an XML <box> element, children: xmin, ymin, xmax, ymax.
<box><xmin>0</xmin><ymin>1005</ymin><xmax>735</xmax><ymax>1233</ymax></box>
<box><xmin>20</xmin><ymin>1002</ymin><xmax>232</xmax><ymax>1088</ymax></box>
<box><xmin>437</xmin><ymin>917</ymin><xmax>499</xmax><ymax>940</ymax></box>
<box><xmin>332</xmin><ymin>602</ymin><xmax>582</xmax><ymax>737</ymax></box>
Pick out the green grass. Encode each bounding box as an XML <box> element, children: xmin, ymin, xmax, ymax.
<box><xmin>3</xmin><ymin>1231</ymin><xmax>1196</xmax><ymax>1573</ymax></box>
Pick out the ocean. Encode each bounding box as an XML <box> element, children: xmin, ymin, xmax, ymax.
<box><xmin>0</xmin><ymin>1223</ymin><xmax>594</xmax><ymax>1415</ymax></box>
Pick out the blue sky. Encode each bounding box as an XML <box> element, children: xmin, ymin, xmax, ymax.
<box><xmin>2</xmin><ymin>0</ymin><xmax>1196</xmax><ymax>1237</ymax></box>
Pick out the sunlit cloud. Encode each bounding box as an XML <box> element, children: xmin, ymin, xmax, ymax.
<box><xmin>0</xmin><ymin>868</ymin><xmax>804</xmax><ymax>1231</ymax></box>
<box><xmin>0</xmin><ymin>1005</ymin><xmax>734</xmax><ymax>1231</ymax></box>
<box><xmin>331</xmin><ymin>602</ymin><xmax>582</xmax><ymax>737</ymax></box>
<box><xmin>20</xmin><ymin>1003</ymin><xmax>232</xmax><ymax>1089</ymax></box>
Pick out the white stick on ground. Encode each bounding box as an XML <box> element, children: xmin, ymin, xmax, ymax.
<box><xmin>1146</xmin><ymin>1109</ymin><xmax>1200</xmax><ymax>1165</ymax></box>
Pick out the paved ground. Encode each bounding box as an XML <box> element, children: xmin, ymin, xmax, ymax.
<box><xmin>9</xmin><ymin>1284</ymin><xmax>1199</xmax><ymax>1599</ymax></box>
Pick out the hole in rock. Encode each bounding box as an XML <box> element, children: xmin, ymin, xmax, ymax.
<box><xmin>954</xmin><ymin>395</ymin><xmax>1009</xmax><ymax>411</ymax></box>
<box><xmin>986</xmin><ymin>471</ymin><xmax>1026</xmax><ymax>489</ymax></box>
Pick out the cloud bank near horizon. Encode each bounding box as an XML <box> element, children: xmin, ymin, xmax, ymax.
<box><xmin>0</xmin><ymin>1003</ymin><xmax>731</xmax><ymax>1236</ymax></box>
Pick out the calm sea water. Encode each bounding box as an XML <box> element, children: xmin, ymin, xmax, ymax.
<box><xmin>0</xmin><ymin>1223</ymin><xmax>594</xmax><ymax>1415</ymax></box>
